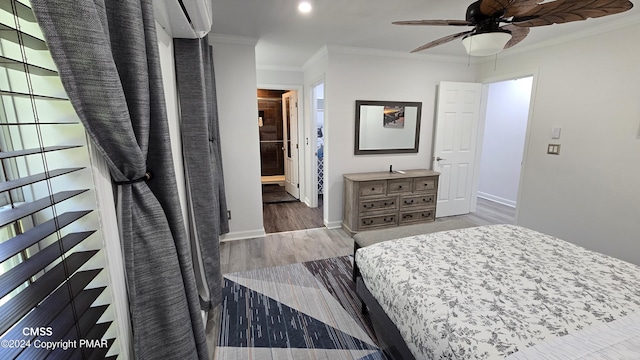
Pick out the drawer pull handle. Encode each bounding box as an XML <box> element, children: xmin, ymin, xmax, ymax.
<box><xmin>403</xmin><ymin>214</ymin><xmax>413</xmax><ymax>219</ymax></box>
<box><xmin>423</xmin><ymin>212</ymin><xmax>432</xmax><ymax>217</ymax></box>
<box><xmin>383</xmin><ymin>217</ymin><xmax>394</xmax><ymax>223</ymax></box>
<box><xmin>363</xmin><ymin>219</ymin><xmax>373</xmax><ymax>225</ymax></box>
<box><xmin>371</xmin><ymin>187</ymin><xmax>375</xmax><ymax>191</ymax></box>
<box><xmin>404</xmin><ymin>199</ymin><xmax>414</xmax><ymax>204</ymax></box>
<box><xmin>398</xmin><ymin>185</ymin><xmax>403</xmax><ymax>189</ymax></box>
<box><xmin>363</xmin><ymin>204</ymin><xmax>374</xmax><ymax>209</ymax></box>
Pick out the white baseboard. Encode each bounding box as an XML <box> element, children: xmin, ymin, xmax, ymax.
<box><xmin>325</xmin><ymin>220</ymin><xmax>343</xmax><ymax>229</ymax></box>
<box><xmin>220</xmin><ymin>228</ymin><xmax>267</xmax><ymax>242</ymax></box>
<box><xmin>477</xmin><ymin>192</ymin><xmax>516</xmax><ymax>208</ymax></box>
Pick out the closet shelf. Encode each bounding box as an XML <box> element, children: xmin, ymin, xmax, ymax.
<box><xmin>0</xmin><ymin>55</ymin><xmax>58</xmax><ymax>76</ymax></box>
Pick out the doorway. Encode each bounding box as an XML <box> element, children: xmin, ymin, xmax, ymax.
<box><xmin>477</xmin><ymin>77</ymin><xmax>533</xmax><ymax>210</ymax></box>
<box><xmin>432</xmin><ymin>76</ymin><xmax>535</xmax><ymax>220</ymax></box>
<box><xmin>257</xmin><ymin>87</ymin><xmax>324</xmax><ymax>233</ymax></box>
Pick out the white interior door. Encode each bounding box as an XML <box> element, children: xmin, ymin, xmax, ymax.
<box><xmin>433</xmin><ymin>81</ymin><xmax>483</xmax><ymax>217</ymax></box>
<box><xmin>282</xmin><ymin>91</ymin><xmax>299</xmax><ymax>198</ymax></box>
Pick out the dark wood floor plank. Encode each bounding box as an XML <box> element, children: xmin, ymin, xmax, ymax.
<box><xmin>262</xmin><ymin>201</ymin><xmax>324</xmax><ymax>233</ymax></box>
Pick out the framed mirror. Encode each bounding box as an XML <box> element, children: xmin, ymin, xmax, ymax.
<box><xmin>354</xmin><ymin>100</ymin><xmax>422</xmax><ymax>155</ymax></box>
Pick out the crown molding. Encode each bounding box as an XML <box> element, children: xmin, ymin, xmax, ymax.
<box><xmin>302</xmin><ymin>45</ymin><xmax>329</xmax><ymax>70</ymax></box>
<box><xmin>209</xmin><ymin>33</ymin><xmax>259</xmax><ymax>46</ymax></box>
<box><xmin>325</xmin><ymin>44</ymin><xmax>474</xmax><ymax>64</ymax></box>
<box><xmin>477</xmin><ymin>13</ymin><xmax>640</xmax><ymax>62</ymax></box>
<box><xmin>256</xmin><ymin>64</ymin><xmax>304</xmax><ymax>72</ymax></box>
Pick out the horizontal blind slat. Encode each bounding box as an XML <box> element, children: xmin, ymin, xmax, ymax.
<box><xmin>0</xmin><ymin>55</ymin><xmax>58</xmax><ymax>76</ymax></box>
<box><xmin>0</xmin><ymin>270</ymin><xmax>101</xmax><ymax>359</ymax></box>
<box><xmin>67</xmin><ymin>338</ymin><xmax>114</xmax><ymax>360</ymax></box>
<box><xmin>0</xmin><ymin>230</ymin><xmax>95</xmax><ymax>298</ymax></box>
<box><xmin>0</xmin><ymin>0</ymin><xmax>36</xmax><ymax>22</ymax></box>
<box><xmin>0</xmin><ymin>167</ymin><xmax>84</xmax><ymax>193</ymax></box>
<box><xmin>0</xmin><ymin>210</ymin><xmax>92</xmax><ymax>263</ymax></box>
<box><xmin>17</xmin><ymin>293</ymin><xmax>107</xmax><ymax>360</ymax></box>
<box><xmin>0</xmin><ymin>145</ymin><xmax>82</xmax><ymax>160</ymax></box>
<box><xmin>0</xmin><ymin>23</ymin><xmax>47</xmax><ymax>50</ymax></box>
<box><xmin>0</xmin><ymin>89</ymin><xmax>69</xmax><ymax>101</ymax></box>
<box><xmin>0</xmin><ymin>250</ymin><xmax>98</xmax><ymax>334</ymax></box>
<box><xmin>0</xmin><ymin>189</ymin><xmax>89</xmax><ymax>227</ymax></box>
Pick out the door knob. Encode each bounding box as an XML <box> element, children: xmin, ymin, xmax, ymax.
<box><xmin>435</xmin><ymin>157</ymin><xmax>446</xmax><ymax>161</ymax></box>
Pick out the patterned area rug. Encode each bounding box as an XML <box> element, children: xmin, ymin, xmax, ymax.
<box><xmin>217</xmin><ymin>256</ymin><xmax>388</xmax><ymax>359</ymax></box>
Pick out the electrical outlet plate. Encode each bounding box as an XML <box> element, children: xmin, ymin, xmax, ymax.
<box><xmin>547</xmin><ymin>144</ymin><xmax>561</xmax><ymax>155</ymax></box>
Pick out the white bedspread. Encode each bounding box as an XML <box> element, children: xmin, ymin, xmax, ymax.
<box><xmin>355</xmin><ymin>224</ymin><xmax>640</xmax><ymax>359</ymax></box>
<box><xmin>506</xmin><ymin>310</ymin><xmax>640</xmax><ymax>359</ymax></box>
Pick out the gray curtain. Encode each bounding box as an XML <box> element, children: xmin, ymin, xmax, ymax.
<box><xmin>31</xmin><ymin>1</ymin><xmax>208</xmax><ymax>359</ymax></box>
<box><xmin>173</xmin><ymin>36</ymin><xmax>229</xmax><ymax>311</ymax></box>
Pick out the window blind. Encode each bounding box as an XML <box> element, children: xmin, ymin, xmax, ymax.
<box><xmin>0</xmin><ymin>0</ymin><xmax>118</xmax><ymax>358</ymax></box>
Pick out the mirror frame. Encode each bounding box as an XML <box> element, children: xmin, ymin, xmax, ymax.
<box><xmin>354</xmin><ymin>100</ymin><xmax>422</xmax><ymax>155</ymax></box>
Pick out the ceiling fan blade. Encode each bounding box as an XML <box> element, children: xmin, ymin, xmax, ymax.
<box><xmin>504</xmin><ymin>0</ymin><xmax>544</xmax><ymax>17</ymax></box>
<box><xmin>479</xmin><ymin>0</ymin><xmax>515</xmax><ymax>16</ymax></box>
<box><xmin>410</xmin><ymin>30</ymin><xmax>474</xmax><ymax>53</ymax></box>
<box><xmin>510</xmin><ymin>0</ymin><xmax>633</xmax><ymax>27</ymax></box>
<box><xmin>392</xmin><ymin>20</ymin><xmax>472</xmax><ymax>26</ymax></box>
<box><xmin>501</xmin><ymin>24</ymin><xmax>530</xmax><ymax>48</ymax></box>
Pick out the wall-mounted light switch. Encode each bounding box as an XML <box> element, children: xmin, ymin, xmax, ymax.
<box><xmin>547</xmin><ymin>144</ymin><xmax>561</xmax><ymax>155</ymax></box>
<box><xmin>551</xmin><ymin>127</ymin><xmax>561</xmax><ymax>139</ymax></box>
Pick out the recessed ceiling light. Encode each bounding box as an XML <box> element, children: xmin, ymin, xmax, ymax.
<box><xmin>298</xmin><ymin>1</ymin><xmax>312</xmax><ymax>13</ymax></box>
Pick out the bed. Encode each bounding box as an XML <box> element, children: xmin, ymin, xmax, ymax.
<box><xmin>354</xmin><ymin>224</ymin><xmax>640</xmax><ymax>359</ymax></box>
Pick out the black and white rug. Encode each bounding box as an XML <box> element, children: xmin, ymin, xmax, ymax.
<box><xmin>217</xmin><ymin>256</ymin><xmax>387</xmax><ymax>359</ymax></box>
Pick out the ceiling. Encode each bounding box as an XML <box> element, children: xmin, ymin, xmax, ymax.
<box><xmin>210</xmin><ymin>0</ymin><xmax>639</xmax><ymax>69</ymax></box>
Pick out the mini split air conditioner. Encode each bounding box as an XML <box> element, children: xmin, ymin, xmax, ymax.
<box><xmin>154</xmin><ymin>0</ymin><xmax>212</xmax><ymax>38</ymax></box>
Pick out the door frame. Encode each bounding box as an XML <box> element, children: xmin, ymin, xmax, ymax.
<box><xmin>306</xmin><ymin>77</ymin><xmax>325</xmax><ymax>209</ymax></box>
<box><xmin>474</xmin><ymin>69</ymin><xmax>539</xmax><ymax>223</ymax></box>
<box><xmin>257</xmin><ymin>84</ymin><xmax>305</xmax><ymax>200</ymax></box>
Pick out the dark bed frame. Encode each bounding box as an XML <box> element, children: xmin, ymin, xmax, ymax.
<box><xmin>356</xmin><ymin>276</ymin><xmax>416</xmax><ymax>360</ymax></box>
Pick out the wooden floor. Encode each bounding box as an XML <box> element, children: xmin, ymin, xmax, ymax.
<box><xmin>221</xmin><ymin>197</ymin><xmax>514</xmax><ymax>274</ymax></box>
<box><xmin>262</xmin><ymin>196</ymin><xmax>324</xmax><ymax>233</ymax></box>
<box><xmin>211</xmin><ymin>198</ymin><xmax>515</xmax><ymax>354</ymax></box>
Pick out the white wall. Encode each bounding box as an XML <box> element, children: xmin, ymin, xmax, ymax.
<box><xmin>324</xmin><ymin>49</ymin><xmax>477</xmax><ymax>226</ymax></box>
<box><xmin>478</xmin><ymin>22</ymin><xmax>640</xmax><ymax>265</ymax></box>
<box><xmin>212</xmin><ymin>40</ymin><xmax>266</xmax><ymax>240</ymax></box>
<box><xmin>477</xmin><ymin>77</ymin><xmax>532</xmax><ymax>207</ymax></box>
<box><xmin>257</xmin><ymin>67</ymin><xmax>304</xmax><ymax>87</ymax></box>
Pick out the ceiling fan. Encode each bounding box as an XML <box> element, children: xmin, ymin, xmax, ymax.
<box><xmin>393</xmin><ymin>0</ymin><xmax>634</xmax><ymax>56</ymax></box>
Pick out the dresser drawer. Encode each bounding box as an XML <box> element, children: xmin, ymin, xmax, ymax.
<box><xmin>359</xmin><ymin>181</ymin><xmax>386</xmax><ymax>196</ymax></box>
<box><xmin>388</xmin><ymin>179</ymin><xmax>412</xmax><ymax>194</ymax></box>
<box><xmin>413</xmin><ymin>177</ymin><xmax>437</xmax><ymax>192</ymax></box>
<box><xmin>399</xmin><ymin>208</ymin><xmax>435</xmax><ymax>225</ymax></box>
<box><xmin>360</xmin><ymin>196</ymin><xmax>398</xmax><ymax>213</ymax></box>
<box><xmin>400</xmin><ymin>193</ymin><xmax>436</xmax><ymax>209</ymax></box>
<box><xmin>360</xmin><ymin>214</ymin><xmax>397</xmax><ymax>229</ymax></box>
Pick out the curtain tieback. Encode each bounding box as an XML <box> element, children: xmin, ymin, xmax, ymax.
<box><xmin>113</xmin><ymin>171</ymin><xmax>153</xmax><ymax>185</ymax></box>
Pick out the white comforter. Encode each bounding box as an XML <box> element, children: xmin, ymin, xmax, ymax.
<box><xmin>355</xmin><ymin>224</ymin><xmax>640</xmax><ymax>359</ymax></box>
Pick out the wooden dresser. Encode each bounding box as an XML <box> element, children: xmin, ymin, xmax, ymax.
<box><xmin>342</xmin><ymin>169</ymin><xmax>440</xmax><ymax>236</ymax></box>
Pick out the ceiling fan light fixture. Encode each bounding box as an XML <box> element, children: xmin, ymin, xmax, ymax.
<box><xmin>461</xmin><ymin>32</ymin><xmax>512</xmax><ymax>57</ymax></box>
